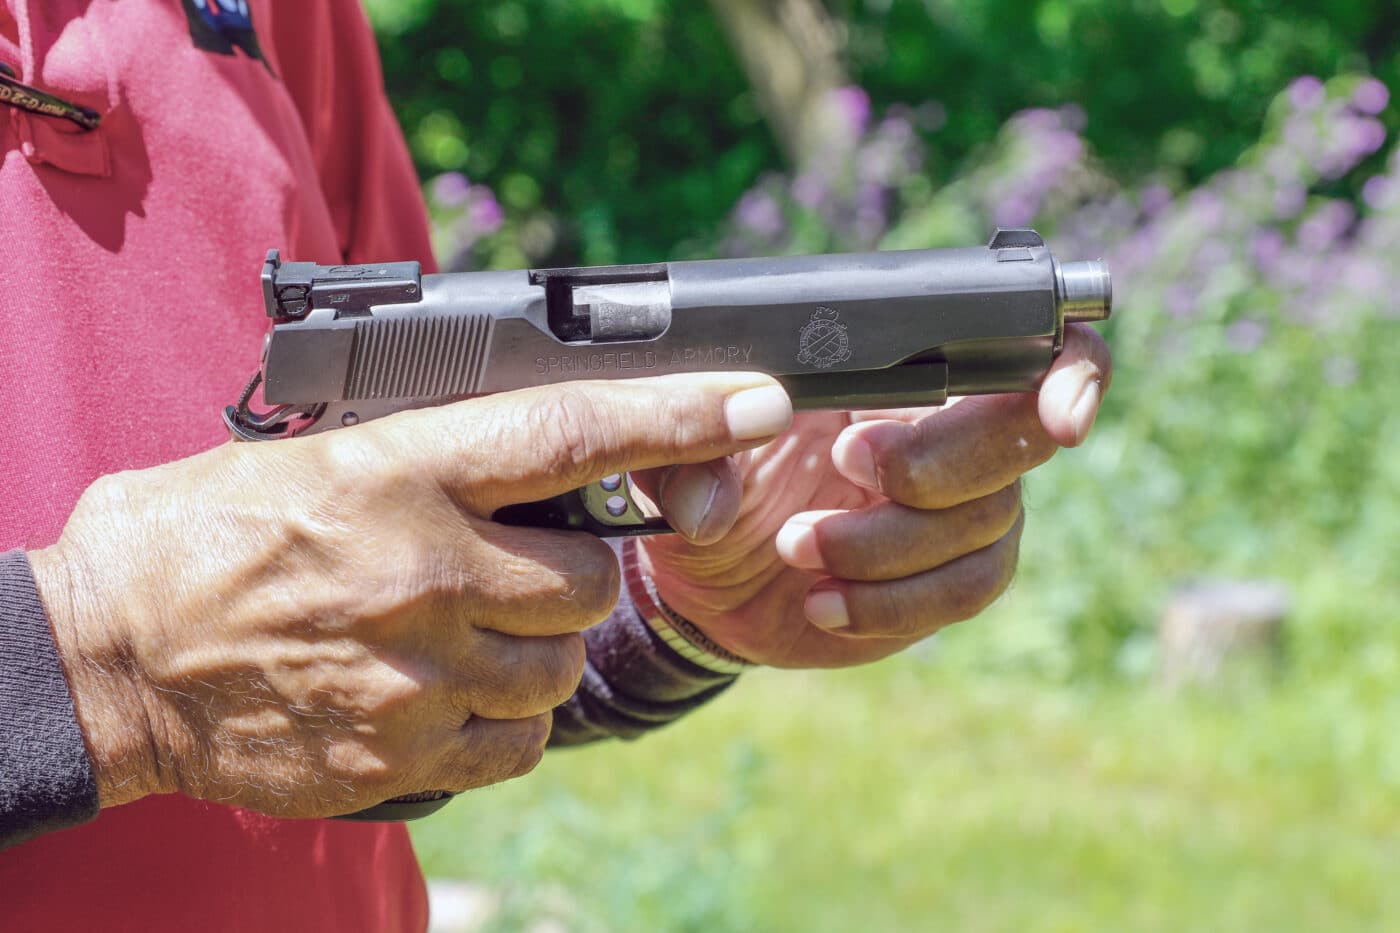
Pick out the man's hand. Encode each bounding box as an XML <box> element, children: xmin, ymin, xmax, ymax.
<box><xmin>637</xmin><ymin>325</ymin><xmax>1112</xmax><ymax>668</ymax></box>
<box><xmin>28</xmin><ymin>374</ymin><xmax>792</xmax><ymax>817</ymax></box>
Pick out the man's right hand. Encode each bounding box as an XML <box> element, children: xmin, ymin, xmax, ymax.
<box><xmin>27</xmin><ymin>373</ymin><xmax>791</xmax><ymax>818</ymax></box>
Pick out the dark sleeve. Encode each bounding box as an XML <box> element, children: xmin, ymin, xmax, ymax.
<box><xmin>549</xmin><ymin>541</ymin><xmax>746</xmax><ymax>747</ymax></box>
<box><xmin>0</xmin><ymin>550</ymin><xmax>99</xmax><ymax>850</ymax></box>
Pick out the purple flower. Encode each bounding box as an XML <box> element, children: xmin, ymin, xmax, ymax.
<box><xmin>792</xmin><ymin>172</ymin><xmax>829</xmax><ymax>211</ymax></box>
<box><xmin>1288</xmin><ymin>76</ymin><xmax>1326</xmax><ymax>110</ymax></box>
<box><xmin>431</xmin><ymin>172</ymin><xmax>471</xmax><ymax>208</ymax></box>
<box><xmin>1016</xmin><ymin>108</ymin><xmax>1062</xmax><ymax>132</ymax></box>
<box><xmin>734</xmin><ymin>189</ymin><xmax>785</xmax><ymax>238</ymax></box>
<box><xmin>1342</xmin><ymin>256</ymin><xmax>1387</xmax><ymax>295</ymax></box>
<box><xmin>1356</xmin><ymin>119</ymin><xmax>1388</xmax><ymax>157</ymax></box>
<box><xmin>1284</xmin><ymin>116</ymin><xmax>1315</xmax><ymax>152</ymax></box>
<box><xmin>855</xmin><ymin>207</ymin><xmax>886</xmax><ymax>244</ymax></box>
<box><xmin>467</xmin><ymin>187</ymin><xmax>504</xmax><ymax>234</ymax></box>
<box><xmin>1140</xmin><ymin>185</ymin><xmax>1173</xmax><ymax>216</ymax></box>
<box><xmin>1193</xmin><ymin>240</ymin><xmax>1233</xmax><ymax>272</ymax></box>
<box><xmin>1363</xmin><ymin>176</ymin><xmax>1392</xmax><ymax>209</ymax></box>
<box><xmin>1251</xmin><ymin>229</ymin><xmax>1285</xmax><ymax>271</ymax></box>
<box><xmin>830</xmin><ymin>86</ymin><xmax>872</xmax><ymax>137</ymax></box>
<box><xmin>877</xmin><ymin>112</ymin><xmax>916</xmax><ymax>142</ymax></box>
<box><xmin>1165</xmin><ymin>285</ymin><xmax>1197</xmax><ymax>318</ymax></box>
<box><xmin>856</xmin><ymin>182</ymin><xmax>886</xmax><ymax>215</ymax></box>
<box><xmin>858</xmin><ymin>144</ymin><xmax>897</xmax><ymax>186</ymax></box>
<box><xmin>1225</xmin><ymin>318</ymin><xmax>1268</xmax><ymax>352</ymax></box>
<box><xmin>1186</xmin><ymin>188</ymin><xmax>1225</xmax><ymax>227</ymax></box>
<box><xmin>994</xmin><ymin>194</ymin><xmax>1036</xmax><ymax>227</ymax></box>
<box><xmin>1274</xmin><ymin>184</ymin><xmax>1306</xmax><ymax>219</ymax></box>
<box><xmin>1352</xmin><ymin>78</ymin><xmax>1390</xmax><ymax>116</ymax></box>
<box><xmin>1297</xmin><ymin>200</ymin><xmax>1354</xmax><ymax>252</ymax></box>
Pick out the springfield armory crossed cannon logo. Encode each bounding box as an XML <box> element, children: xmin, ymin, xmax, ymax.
<box><xmin>797</xmin><ymin>307</ymin><xmax>853</xmax><ymax>369</ymax></box>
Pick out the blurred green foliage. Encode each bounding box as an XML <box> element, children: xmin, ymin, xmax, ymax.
<box><xmin>367</xmin><ymin>0</ymin><xmax>774</xmax><ymax>266</ymax></box>
<box><xmin>840</xmin><ymin>0</ymin><xmax>1400</xmax><ymax>184</ymax></box>
<box><xmin>367</xmin><ymin>0</ymin><xmax>1400</xmax><ymax>265</ymax></box>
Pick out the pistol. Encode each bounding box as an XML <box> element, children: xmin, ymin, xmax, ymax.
<box><xmin>226</xmin><ymin>228</ymin><xmax>1111</xmax><ymax>538</ymax></box>
<box><xmin>223</xmin><ymin>227</ymin><xmax>1111</xmax><ymax>820</ymax></box>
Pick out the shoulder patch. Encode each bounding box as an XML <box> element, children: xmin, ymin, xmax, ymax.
<box><xmin>181</xmin><ymin>0</ymin><xmax>274</xmax><ymax>75</ymax></box>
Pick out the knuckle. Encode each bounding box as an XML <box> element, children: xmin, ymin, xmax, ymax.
<box><xmin>879</xmin><ymin>425</ymin><xmax>951</xmax><ymax>509</ymax></box>
<box><xmin>653</xmin><ymin>390</ymin><xmax>697</xmax><ymax>451</ymax></box>
<box><xmin>434</xmin><ymin>747</ymin><xmax>483</xmax><ymax>795</ymax></box>
<box><xmin>341</xmin><ymin>745</ymin><xmax>401</xmax><ymax>795</ymax></box>
<box><xmin>512</xmin><ymin>633</ymin><xmax>586</xmax><ymax>714</ymax></box>
<box><xmin>1005</xmin><ymin>404</ymin><xmax>1058</xmax><ymax>471</ymax></box>
<box><xmin>878</xmin><ymin>449</ymin><xmax>930</xmax><ymax>507</ymax></box>
<box><xmin>980</xmin><ymin>483</ymin><xmax>1025</xmax><ymax>538</ymax></box>
<box><xmin>313</xmin><ymin>430</ymin><xmax>397</xmax><ymax>490</ymax></box>
<box><xmin>1018</xmin><ymin>435</ymin><xmax>1059</xmax><ymax>473</ymax></box>
<box><xmin>509</xmin><ymin>714</ymin><xmax>552</xmax><ymax>779</ymax></box>
<box><xmin>568</xmin><ymin>540</ymin><xmax>622</xmax><ymax>624</ymax></box>
<box><xmin>855</xmin><ymin>585</ymin><xmax>923</xmax><ymax>639</ymax></box>
<box><xmin>947</xmin><ymin>550</ymin><xmax>1014</xmax><ymax>623</ymax></box>
<box><xmin>535</xmin><ymin>387</ymin><xmax>610</xmax><ymax>484</ymax></box>
<box><xmin>444</xmin><ymin>680</ymin><xmax>478</xmax><ymax>725</ymax></box>
<box><xmin>546</xmin><ymin>634</ymin><xmax>587</xmax><ymax>705</ymax></box>
<box><xmin>490</xmin><ymin>535</ymin><xmax>620</xmax><ymax>632</ymax></box>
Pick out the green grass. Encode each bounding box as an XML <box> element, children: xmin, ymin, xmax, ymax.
<box><xmin>412</xmin><ymin>579</ymin><xmax>1400</xmax><ymax>932</ymax></box>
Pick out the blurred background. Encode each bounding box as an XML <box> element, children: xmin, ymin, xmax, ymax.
<box><xmin>364</xmin><ymin>1</ymin><xmax>1400</xmax><ymax>929</ymax></box>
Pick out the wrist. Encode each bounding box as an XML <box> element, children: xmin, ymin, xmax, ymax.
<box><xmin>624</xmin><ymin>538</ymin><xmax>754</xmax><ymax>674</ymax></box>
<box><xmin>28</xmin><ymin>544</ymin><xmax>167</xmax><ymax>808</ymax></box>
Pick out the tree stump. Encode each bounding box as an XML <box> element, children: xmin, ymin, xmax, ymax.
<box><xmin>1157</xmin><ymin>580</ymin><xmax>1290</xmax><ymax>689</ymax></box>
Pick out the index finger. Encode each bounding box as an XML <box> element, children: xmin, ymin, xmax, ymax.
<box><xmin>829</xmin><ymin>325</ymin><xmax>1111</xmax><ymax>508</ymax></box>
<box><xmin>377</xmin><ymin>373</ymin><xmax>792</xmax><ymax>515</ymax></box>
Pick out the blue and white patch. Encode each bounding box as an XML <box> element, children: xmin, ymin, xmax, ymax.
<box><xmin>181</xmin><ymin>0</ymin><xmax>273</xmax><ymax>74</ymax></box>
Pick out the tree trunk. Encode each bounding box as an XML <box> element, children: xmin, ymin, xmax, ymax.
<box><xmin>706</xmin><ymin>0</ymin><xmax>852</xmax><ymax>167</ymax></box>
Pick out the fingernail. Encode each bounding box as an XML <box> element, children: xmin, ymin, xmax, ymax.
<box><xmin>1070</xmin><ymin>378</ymin><xmax>1101</xmax><ymax>444</ymax></box>
<box><xmin>775</xmin><ymin>515</ymin><xmax>826</xmax><ymax>571</ymax></box>
<box><xmin>726</xmin><ymin>385</ymin><xmax>793</xmax><ymax>441</ymax></box>
<box><xmin>831</xmin><ymin>433</ymin><xmax>878</xmax><ymax>489</ymax></box>
<box><xmin>805</xmin><ymin>589</ymin><xmax>850</xmax><ymax>630</ymax></box>
<box><xmin>659</xmin><ymin>465</ymin><xmax>722</xmax><ymax>540</ymax></box>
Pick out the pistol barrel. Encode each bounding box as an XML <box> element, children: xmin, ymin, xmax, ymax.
<box><xmin>1056</xmin><ymin>259</ymin><xmax>1112</xmax><ymax>323</ymax></box>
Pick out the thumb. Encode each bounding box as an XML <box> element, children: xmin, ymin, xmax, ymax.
<box><xmin>374</xmin><ymin>373</ymin><xmax>791</xmax><ymax>516</ymax></box>
<box><xmin>629</xmin><ymin>456</ymin><xmax>745</xmax><ymax>545</ymax></box>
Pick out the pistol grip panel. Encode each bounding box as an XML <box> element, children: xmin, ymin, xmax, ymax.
<box><xmin>339</xmin><ymin>793</ymin><xmax>456</xmax><ymax>822</ymax></box>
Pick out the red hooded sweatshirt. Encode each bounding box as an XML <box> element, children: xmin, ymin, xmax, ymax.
<box><xmin>0</xmin><ymin>1</ymin><xmax>432</xmax><ymax>928</ymax></box>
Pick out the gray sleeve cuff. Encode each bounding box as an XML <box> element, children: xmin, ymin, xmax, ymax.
<box><xmin>0</xmin><ymin>550</ymin><xmax>99</xmax><ymax>849</ymax></box>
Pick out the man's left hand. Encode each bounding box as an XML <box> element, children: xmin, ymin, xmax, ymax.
<box><xmin>634</xmin><ymin>324</ymin><xmax>1111</xmax><ymax>668</ymax></box>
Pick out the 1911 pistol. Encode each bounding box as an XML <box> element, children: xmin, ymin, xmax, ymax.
<box><xmin>222</xmin><ymin>228</ymin><xmax>1111</xmax><ymax>820</ymax></box>
<box><xmin>225</xmin><ymin>228</ymin><xmax>1111</xmax><ymax>537</ymax></box>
